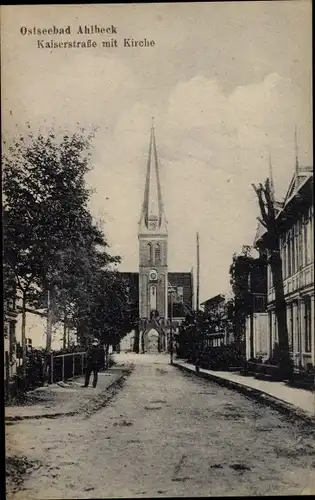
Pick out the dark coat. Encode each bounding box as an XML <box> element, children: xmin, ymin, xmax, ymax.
<box><xmin>86</xmin><ymin>345</ymin><xmax>104</xmax><ymax>370</ymax></box>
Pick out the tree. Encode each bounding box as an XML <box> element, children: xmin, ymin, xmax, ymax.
<box><xmin>229</xmin><ymin>248</ymin><xmax>254</xmax><ymax>355</ymax></box>
<box><xmin>74</xmin><ymin>269</ymin><xmax>135</xmax><ymax>366</ymax></box>
<box><xmin>2</xmin><ymin>125</ymin><xmax>110</xmax><ymax>375</ymax></box>
<box><xmin>252</xmin><ymin>178</ymin><xmax>292</xmax><ymax>379</ymax></box>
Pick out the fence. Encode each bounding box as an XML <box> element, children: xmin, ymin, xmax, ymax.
<box><xmin>5</xmin><ymin>350</ymin><xmax>87</xmax><ymax>400</ymax></box>
<box><xmin>48</xmin><ymin>351</ymin><xmax>86</xmax><ymax>384</ymax></box>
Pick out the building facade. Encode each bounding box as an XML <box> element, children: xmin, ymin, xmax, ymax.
<box><xmin>257</xmin><ymin>166</ymin><xmax>314</xmax><ymax>368</ymax></box>
<box><xmin>244</xmin><ymin>257</ymin><xmax>268</xmax><ymax>360</ymax></box>
<box><xmin>201</xmin><ymin>294</ymin><xmax>227</xmax><ymax>347</ymax></box>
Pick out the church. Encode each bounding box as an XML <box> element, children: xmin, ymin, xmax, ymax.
<box><xmin>120</xmin><ymin>123</ymin><xmax>194</xmax><ymax>354</ymax></box>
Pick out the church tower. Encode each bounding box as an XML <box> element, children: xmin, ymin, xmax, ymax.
<box><xmin>138</xmin><ymin>122</ymin><xmax>168</xmax><ymax>351</ymax></box>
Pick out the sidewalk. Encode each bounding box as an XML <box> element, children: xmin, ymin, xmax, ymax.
<box><xmin>5</xmin><ymin>363</ymin><xmax>132</xmax><ymax>422</ymax></box>
<box><xmin>174</xmin><ymin>359</ymin><xmax>315</xmax><ymax>423</ymax></box>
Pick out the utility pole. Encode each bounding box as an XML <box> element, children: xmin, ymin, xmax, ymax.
<box><xmin>196</xmin><ymin>232</ymin><xmax>200</xmax><ymax>312</ymax></box>
<box><xmin>168</xmin><ymin>285</ymin><xmax>176</xmax><ymax>365</ymax></box>
<box><xmin>170</xmin><ymin>292</ymin><xmax>174</xmax><ymax>365</ymax></box>
<box><xmin>46</xmin><ymin>288</ymin><xmax>52</xmax><ymax>351</ymax></box>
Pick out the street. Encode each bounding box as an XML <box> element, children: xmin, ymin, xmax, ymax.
<box><xmin>6</xmin><ymin>353</ymin><xmax>315</xmax><ymax>498</ymax></box>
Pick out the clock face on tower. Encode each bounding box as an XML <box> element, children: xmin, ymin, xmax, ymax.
<box><xmin>148</xmin><ymin>220</ymin><xmax>158</xmax><ymax>230</ymax></box>
<box><xmin>149</xmin><ymin>269</ymin><xmax>158</xmax><ymax>282</ymax></box>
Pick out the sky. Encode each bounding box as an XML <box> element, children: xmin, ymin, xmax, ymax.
<box><xmin>2</xmin><ymin>2</ymin><xmax>313</xmax><ymax>304</ymax></box>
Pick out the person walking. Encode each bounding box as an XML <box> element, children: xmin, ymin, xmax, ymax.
<box><xmin>83</xmin><ymin>339</ymin><xmax>105</xmax><ymax>388</ymax></box>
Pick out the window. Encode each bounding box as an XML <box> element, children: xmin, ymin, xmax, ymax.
<box><xmin>310</xmin><ymin>209</ymin><xmax>314</xmax><ymax>258</ymax></box>
<box><xmin>292</xmin><ymin>234</ymin><xmax>295</xmax><ymax>274</ymax></box>
<box><xmin>292</xmin><ymin>232</ymin><xmax>295</xmax><ymax>272</ymax></box>
<box><xmin>288</xmin><ymin>304</ymin><xmax>294</xmax><ymax>351</ymax></box>
<box><xmin>268</xmin><ymin>311</ymin><xmax>272</xmax><ymax>354</ymax></box>
<box><xmin>268</xmin><ymin>265</ymin><xmax>272</xmax><ymax>289</ymax></box>
<box><xmin>293</xmin><ymin>223</ymin><xmax>298</xmax><ymax>272</ymax></box>
<box><xmin>9</xmin><ymin>321</ymin><xmax>16</xmax><ymax>358</ymax></box>
<box><xmin>304</xmin><ymin>218</ymin><xmax>308</xmax><ymax>266</ymax></box>
<box><xmin>287</xmin><ymin>231</ymin><xmax>292</xmax><ymax>277</ymax></box>
<box><xmin>147</xmin><ymin>243</ymin><xmax>153</xmax><ymax>264</ymax></box>
<box><xmin>306</xmin><ymin>212</ymin><xmax>312</xmax><ymax>264</ymax></box>
<box><xmin>254</xmin><ymin>295</ymin><xmax>266</xmax><ymax>312</ymax></box>
<box><xmin>155</xmin><ymin>243</ymin><xmax>161</xmax><ymax>264</ymax></box>
<box><xmin>274</xmin><ymin>313</ymin><xmax>278</xmax><ymax>343</ymax></box>
<box><xmin>283</xmin><ymin>243</ymin><xmax>287</xmax><ymax>279</ymax></box>
<box><xmin>304</xmin><ymin>297</ymin><xmax>312</xmax><ymax>353</ymax></box>
<box><xmin>177</xmin><ymin>287</ymin><xmax>184</xmax><ymax>302</ymax></box>
<box><xmin>282</xmin><ymin>241</ymin><xmax>285</xmax><ymax>278</ymax></box>
<box><xmin>150</xmin><ymin>285</ymin><xmax>157</xmax><ymax>310</ymax></box>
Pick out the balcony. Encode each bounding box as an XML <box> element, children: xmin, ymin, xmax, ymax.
<box><xmin>268</xmin><ymin>262</ymin><xmax>314</xmax><ymax>302</ymax></box>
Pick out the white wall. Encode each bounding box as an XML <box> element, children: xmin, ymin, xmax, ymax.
<box><xmin>246</xmin><ymin>313</ymin><xmax>268</xmax><ymax>360</ymax></box>
<box><xmin>15</xmin><ymin>311</ymin><xmax>64</xmax><ymax>351</ymax></box>
<box><xmin>120</xmin><ymin>330</ymin><xmax>135</xmax><ymax>352</ymax></box>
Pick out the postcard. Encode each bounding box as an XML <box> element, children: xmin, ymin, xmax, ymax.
<box><xmin>3</xmin><ymin>2</ymin><xmax>314</xmax><ymax>499</ymax></box>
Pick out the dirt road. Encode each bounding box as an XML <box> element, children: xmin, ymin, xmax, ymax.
<box><xmin>6</xmin><ymin>353</ymin><xmax>315</xmax><ymax>498</ymax></box>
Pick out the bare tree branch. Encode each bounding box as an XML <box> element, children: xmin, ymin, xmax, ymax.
<box><xmin>256</xmin><ymin>216</ymin><xmax>268</xmax><ymax>229</ymax></box>
<box><xmin>256</xmin><ymin>187</ymin><xmax>268</xmax><ymax>223</ymax></box>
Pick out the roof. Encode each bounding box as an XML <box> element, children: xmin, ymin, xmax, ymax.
<box><xmin>201</xmin><ymin>294</ymin><xmax>225</xmax><ymax>306</ymax></box>
<box><xmin>282</xmin><ymin>167</ymin><xmax>313</xmax><ymax>209</ymax></box>
<box><xmin>138</xmin><ymin>124</ymin><xmax>167</xmax><ymax>233</ymax></box>
<box><xmin>254</xmin><ymin>166</ymin><xmax>313</xmax><ymax>245</ymax></box>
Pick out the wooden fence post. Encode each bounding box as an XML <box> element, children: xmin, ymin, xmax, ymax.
<box><xmin>62</xmin><ymin>355</ymin><xmax>65</xmax><ymax>382</ymax></box>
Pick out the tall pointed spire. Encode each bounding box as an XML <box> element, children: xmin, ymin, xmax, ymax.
<box><xmin>140</xmin><ymin>119</ymin><xmax>165</xmax><ymax>230</ymax></box>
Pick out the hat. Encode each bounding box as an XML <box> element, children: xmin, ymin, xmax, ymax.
<box><xmin>92</xmin><ymin>339</ymin><xmax>99</xmax><ymax>346</ymax></box>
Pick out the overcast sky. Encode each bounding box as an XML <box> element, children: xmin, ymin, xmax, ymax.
<box><xmin>2</xmin><ymin>2</ymin><xmax>312</xmax><ymax>303</ymax></box>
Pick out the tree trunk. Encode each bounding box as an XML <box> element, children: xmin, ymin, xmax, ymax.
<box><xmin>104</xmin><ymin>344</ymin><xmax>109</xmax><ymax>370</ymax></box>
<box><xmin>141</xmin><ymin>331</ymin><xmax>145</xmax><ymax>354</ymax></box>
<box><xmin>269</xmin><ymin>249</ymin><xmax>293</xmax><ymax>379</ymax></box>
<box><xmin>63</xmin><ymin>313</ymin><xmax>67</xmax><ymax>350</ymax></box>
<box><xmin>133</xmin><ymin>326</ymin><xmax>139</xmax><ymax>353</ymax></box>
<box><xmin>21</xmin><ymin>292</ymin><xmax>27</xmax><ymax>381</ymax></box>
<box><xmin>46</xmin><ymin>288</ymin><xmax>53</xmax><ymax>351</ymax></box>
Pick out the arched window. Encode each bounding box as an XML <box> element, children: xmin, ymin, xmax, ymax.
<box><xmin>147</xmin><ymin>243</ymin><xmax>153</xmax><ymax>264</ymax></box>
<box><xmin>155</xmin><ymin>242</ymin><xmax>161</xmax><ymax>264</ymax></box>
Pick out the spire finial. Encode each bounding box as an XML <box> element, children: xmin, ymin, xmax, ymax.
<box><xmin>295</xmin><ymin>125</ymin><xmax>299</xmax><ymax>175</ymax></box>
<box><xmin>151</xmin><ymin>116</ymin><xmax>155</xmax><ymax>130</ymax></box>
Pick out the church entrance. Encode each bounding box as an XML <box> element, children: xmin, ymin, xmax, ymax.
<box><xmin>146</xmin><ymin>328</ymin><xmax>160</xmax><ymax>353</ymax></box>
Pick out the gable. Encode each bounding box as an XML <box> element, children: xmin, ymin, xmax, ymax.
<box><xmin>283</xmin><ymin>168</ymin><xmax>313</xmax><ymax>208</ymax></box>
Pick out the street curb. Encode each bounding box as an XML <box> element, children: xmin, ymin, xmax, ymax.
<box><xmin>5</xmin><ymin>367</ymin><xmax>132</xmax><ymax>423</ymax></box>
<box><xmin>174</xmin><ymin>362</ymin><xmax>315</xmax><ymax>426</ymax></box>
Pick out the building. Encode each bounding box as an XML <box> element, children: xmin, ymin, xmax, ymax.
<box><xmin>200</xmin><ymin>294</ymin><xmax>234</xmax><ymax>347</ymax></box>
<box><xmin>256</xmin><ymin>164</ymin><xmax>314</xmax><ymax>368</ymax></box>
<box><xmin>244</xmin><ymin>256</ymin><xmax>268</xmax><ymax>360</ymax></box>
<box><xmin>120</xmin><ymin>124</ymin><xmax>193</xmax><ymax>353</ymax></box>
<box><xmin>201</xmin><ymin>294</ymin><xmax>225</xmax><ymax>316</ymax></box>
